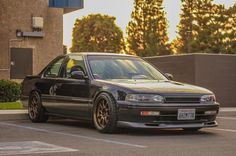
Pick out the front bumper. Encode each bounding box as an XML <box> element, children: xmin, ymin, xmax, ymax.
<box><xmin>117</xmin><ymin>121</ymin><xmax>217</xmax><ymax>129</ymax></box>
<box><xmin>117</xmin><ymin>101</ymin><xmax>219</xmax><ymax>129</ymax></box>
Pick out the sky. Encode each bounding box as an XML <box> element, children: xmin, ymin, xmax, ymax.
<box><xmin>63</xmin><ymin>0</ymin><xmax>235</xmax><ymax>48</ymax></box>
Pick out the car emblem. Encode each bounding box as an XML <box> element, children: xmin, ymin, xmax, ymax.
<box><xmin>49</xmin><ymin>85</ymin><xmax>57</xmax><ymax>96</ymax></box>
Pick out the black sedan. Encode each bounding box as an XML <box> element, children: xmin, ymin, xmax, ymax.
<box><xmin>21</xmin><ymin>53</ymin><xmax>219</xmax><ymax>133</ymax></box>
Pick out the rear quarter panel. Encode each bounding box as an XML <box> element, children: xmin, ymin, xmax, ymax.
<box><xmin>20</xmin><ymin>76</ymin><xmax>41</xmax><ymax>107</ymax></box>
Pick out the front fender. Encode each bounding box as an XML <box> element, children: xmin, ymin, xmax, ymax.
<box><xmin>90</xmin><ymin>82</ymin><xmax>131</xmax><ymax>106</ymax></box>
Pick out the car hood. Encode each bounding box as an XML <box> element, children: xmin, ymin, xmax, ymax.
<box><xmin>98</xmin><ymin>79</ymin><xmax>212</xmax><ymax>95</ymax></box>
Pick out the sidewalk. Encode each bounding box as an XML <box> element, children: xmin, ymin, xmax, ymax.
<box><xmin>0</xmin><ymin>109</ymin><xmax>28</xmax><ymax>121</ymax></box>
<box><xmin>220</xmin><ymin>107</ymin><xmax>236</xmax><ymax>112</ymax></box>
<box><xmin>218</xmin><ymin>107</ymin><xmax>236</xmax><ymax>117</ymax></box>
<box><xmin>0</xmin><ymin>108</ymin><xmax>235</xmax><ymax>121</ymax></box>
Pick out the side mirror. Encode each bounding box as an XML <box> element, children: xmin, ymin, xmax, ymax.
<box><xmin>71</xmin><ymin>71</ymin><xmax>87</xmax><ymax>80</ymax></box>
<box><xmin>164</xmin><ymin>73</ymin><xmax>173</xmax><ymax>80</ymax></box>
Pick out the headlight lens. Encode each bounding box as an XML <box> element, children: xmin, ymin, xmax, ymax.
<box><xmin>200</xmin><ymin>94</ymin><xmax>216</xmax><ymax>103</ymax></box>
<box><xmin>125</xmin><ymin>94</ymin><xmax>164</xmax><ymax>103</ymax></box>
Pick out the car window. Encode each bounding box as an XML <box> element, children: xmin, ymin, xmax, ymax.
<box><xmin>44</xmin><ymin>57</ymin><xmax>64</xmax><ymax>78</ymax></box>
<box><xmin>88</xmin><ymin>56</ymin><xmax>167</xmax><ymax>80</ymax></box>
<box><xmin>62</xmin><ymin>55</ymin><xmax>86</xmax><ymax>78</ymax></box>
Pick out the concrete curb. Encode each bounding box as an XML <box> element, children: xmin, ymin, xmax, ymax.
<box><xmin>0</xmin><ymin>110</ymin><xmax>28</xmax><ymax>121</ymax></box>
<box><xmin>218</xmin><ymin>107</ymin><xmax>236</xmax><ymax>117</ymax></box>
<box><xmin>0</xmin><ymin>108</ymin><xmax>235</xmax><ymax>121</ymax></box>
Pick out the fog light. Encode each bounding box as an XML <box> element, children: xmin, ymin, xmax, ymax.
<box><xmin>205</xmin><ymin>110</ymin><xmax>217</xmax><ymax>115</ymax></box>
<box><xmin>140</xmin><ymin>111</ymin><xmax>160</xmax><ymax>116</ymax></box>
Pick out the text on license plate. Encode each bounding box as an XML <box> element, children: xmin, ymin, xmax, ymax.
<box><xmin>178</xmin><ymin>109</ymin><xmax>196</xmax><ymax>120</ymax></box>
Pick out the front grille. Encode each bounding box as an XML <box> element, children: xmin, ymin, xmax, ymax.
<box><xmin>164</xmin><ymin>97</ymin><xmax>200</xmax><ymax>104</ymax></box>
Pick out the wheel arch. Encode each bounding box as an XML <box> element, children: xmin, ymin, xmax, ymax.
<box><xmin>93</xmin><ymin>91</ymin><xmax>117</xmax><ymax>107</ymax></box>
<box><xmin>29</xmin><ymin>89</ymin><xmax>42</xmax><ymax>97</ymax></box>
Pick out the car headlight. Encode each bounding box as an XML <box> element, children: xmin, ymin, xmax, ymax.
<box><xmin>200</xmin><ymin>94</ymin><xmax>216</xmax><ymax>103</ymax></box>
<box><xmin>125</xmin><ymin>94</ymin><xmax>164</xmax><ymax>103</ymax></box>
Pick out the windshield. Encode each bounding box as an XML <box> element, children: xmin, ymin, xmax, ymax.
<box><xmin>88</xmin><ymin>55</ymin><xmax>167</xmax><ymax>81</ymax></box>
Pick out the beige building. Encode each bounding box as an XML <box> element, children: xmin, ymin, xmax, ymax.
<box><xmin>0</xmin><ymin>0</ymin><xmax>83</xmax><ymax>79</ymax></box>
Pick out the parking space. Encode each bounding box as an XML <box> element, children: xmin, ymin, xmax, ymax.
<box><xmin>0</xmin><ymin>116</ymin><xmax>236</xmax><ymax>156</ymax></box>
<box><xmin>0</xmin><ymin>141</ymin><xmax>78</xmax><ymax>156</ymax></box>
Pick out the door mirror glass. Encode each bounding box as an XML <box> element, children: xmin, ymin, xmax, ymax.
<box><xmin>71</xmin><ymin>71</ymin><xmax>86</xmax><ymax>79</ymax></box>
<box><xmin>164</xmin><ymin>73</ymin><xmax>173</xmax><ymax>80</ymax></box>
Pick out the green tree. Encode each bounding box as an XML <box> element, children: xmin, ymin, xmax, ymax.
<box><xmin>70</xmin><ymin>14</ymin><xmax>124</xmax><ymax>53</ymax></box>
<box><xmin>126</xmin><ymin>0</ymin><xmax>170</xmax><ymax>57</ymax></box>
<box><xmin>63</xmin><ymin>45</ymin><xmax>67</xmax><ymax>54</ymax></box>
<box><xmin>224</xmin><ymin>4</ymin><xmax>236</xmax><ymax>54</ymax></box>
<box><xmin>191</xmin><ymin>2</ymin><xmax>227</xmax><ymax>54</ymax></box>
<box><xmin>175</xmin><ymin>0</ymin><xmax>235</xmax><ymax>54</ymax></box>
<box><xmin>176</xmin><ymin>0</ymin><xmax>195</xmax><ymax>53</ymax></box>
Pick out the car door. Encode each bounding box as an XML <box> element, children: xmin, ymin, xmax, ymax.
<box><xmin>53</xmin><ymin>55</ymin><xmax>90</xmax><ymax>119</ymax></box>
<box><xmin>38</xmin><ymin>56</ymin><xmax>66</xmax><ymax>113</ymax></box>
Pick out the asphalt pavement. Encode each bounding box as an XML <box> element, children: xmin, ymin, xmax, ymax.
<box><xmin>0</xmin><ymin>113</ymin><xmax>236</xmax><ymax>156</ymax></box>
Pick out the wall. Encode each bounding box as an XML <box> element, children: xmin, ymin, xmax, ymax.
<box><xmin>145</xmin><ymin>55</ymin><xmax>196</xmax><ymax>84</ymax></box>
<box><xmin>146</xmin><ymin>54</ymin><xmax>236</xmax><ymax>107</ymax></box>
<box><xmin>0</xmin><ymin>0</ymin><xmax>63</xmax><ymax>79</ymax></box>
<box><xmin>0</xmin><ymin>0</ymin><xmax>10</xmax><ymax>79</ymax></box>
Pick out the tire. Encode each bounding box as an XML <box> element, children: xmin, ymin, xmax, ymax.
<box><xmin>93</xmin><ymin>93</ymin><xmax>117</xmax><ymax>133</ymax></box>
<box><xmin>28</xmin><ymin>91</ymin><xmax>48</xmax><ymax>123</ymax></box>
<box><xmin>183</xmin><ymin>128</ymin><xmax>201</xmax><ymax>131</ymax></box>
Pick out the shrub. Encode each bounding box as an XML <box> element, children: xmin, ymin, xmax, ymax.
<box><xmin>0</xmin><ymin>80</ymin><xmax>21</xmax><ymax>102</ymax></box>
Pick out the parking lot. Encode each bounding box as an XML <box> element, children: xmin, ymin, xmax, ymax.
<box><xmin>0</xmin><ymin>115</ymin><xmax>236</xmax><ymax>156</ymax></box>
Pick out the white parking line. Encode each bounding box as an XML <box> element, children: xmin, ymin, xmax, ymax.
<box><xmin>217</xmin><ymin>117</ymin><xmax>236</xmax><ymax>120</ymax></box>
<box><xmin>0</xmin><ymin>122</ymin><xmax>147</xmax><ymax>148</ymax></box>
<box><xmin>0</xmin><ymin>141</ymin><xmax>78</xmax><ymax>156</ymax></box>
<box><xmin>211</xmin><ymin>128</ymin><xmax>236</xmax><ymax>133</ymax></box>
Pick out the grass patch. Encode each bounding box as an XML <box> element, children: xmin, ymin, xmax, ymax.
<box><xmin>0</xmin><ymin>101</ymin><xmax>23</xmax><ymax>110</ymax></box>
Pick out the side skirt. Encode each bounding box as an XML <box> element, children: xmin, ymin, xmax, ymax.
<box><xmin>45</xmin><ymin>112</ymin><xmax>91</xmax><ymax>122</ymax></box>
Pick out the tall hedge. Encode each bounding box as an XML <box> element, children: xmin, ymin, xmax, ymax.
<box><xmin>0</xmin><ymin>80</ymin><xmax>21</xmax><ymax>102</ymax></box>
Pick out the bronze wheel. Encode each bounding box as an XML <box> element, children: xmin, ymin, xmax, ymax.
<box><xmin>28</xmin><ymin>91</ymin><xmax>48</xmax><ymax>123</ymax></box>
<box><xmin>28</xmin><ymin>92</ymin><xmax>40</xmax><ymax>119</ymax></box>
<box><xmin>96</xmin><ymin>99</ymin><xmax>110</xmax><ymax>129</ymax></box>
<box><xmin>93</xmin><ymin>93</ymin><xmax>117</xmax><ymax>133</ymax></box>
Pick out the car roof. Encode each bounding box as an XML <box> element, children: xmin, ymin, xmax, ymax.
<box><xmin>66</xmin><ymin>52</ymin><xmax>137</xmax><ymax>57</ymax></box>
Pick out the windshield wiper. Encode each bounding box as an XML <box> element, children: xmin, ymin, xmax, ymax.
<box><xmin>132</xmin><ymin>75</ymin><xmax>149</xmax><ymax>80</ymax></box>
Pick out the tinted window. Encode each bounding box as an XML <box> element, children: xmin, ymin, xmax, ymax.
<box><xmin>62</xmin><ymin>55</ymin><xmax>86</xmax><ymax>78</ymax></box>
<box><xmin>88</xmin><ymin>55</ymin><xmax>167</xmax><ymax>80</ymax></box>
<box><xmin>44</xmin><ymin>57</ymin><xmax>64</xmax><ymax>78</ymax></box>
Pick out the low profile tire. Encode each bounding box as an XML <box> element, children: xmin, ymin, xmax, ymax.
<box><xmin>28</xmin><ymin>91</ymin><xmax>48</xmax><ymax>123</ymax></box>
<box><xmin>183</xmin><ymin>128</ymin><xmax>201</xmax><ymax>131</ymax></box>
<box><xmin>93</xmin><ymin>93</ymin><xmax>117</xmax><ymax>133</ymax></box>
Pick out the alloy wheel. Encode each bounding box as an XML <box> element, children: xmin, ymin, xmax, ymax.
<box><xmin>28</xmin><ymin>92</ymin><xmax>40</xmax><ymax>119</ymax></box>
<box><xmin>96</xmin><ymin>99</ymin><xmax>110</xmax><ymax>129</ymax></box>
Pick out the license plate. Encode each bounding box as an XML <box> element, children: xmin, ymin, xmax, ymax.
<box><xmin>177</xmin><ymin>109</ymin><xmax>196</xmax><ymax>120</ymax></box>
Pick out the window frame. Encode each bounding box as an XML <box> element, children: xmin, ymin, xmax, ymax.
<box><xmin>59</xmin><ymin>55</ymin><xmax>88</xmax><ymax>79</ymax></box>
<box><xmin>41</xmin><ymin>56</ymin><xmax>66</xmax><ymax>79</ymax></box>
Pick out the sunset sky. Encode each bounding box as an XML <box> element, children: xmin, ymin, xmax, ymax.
<box><xmin>63</xmin><ymin>0</ymin><xmax>235</xmax><ymax>48</ymax></box>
